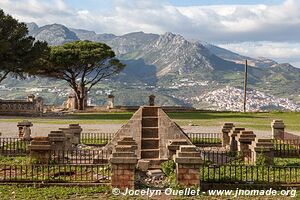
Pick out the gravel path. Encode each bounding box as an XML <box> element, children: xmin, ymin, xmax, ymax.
<box><xmin>0</xmin><ymin>122</ymin><xmax>276</xmax><ymax>138</ymax></box>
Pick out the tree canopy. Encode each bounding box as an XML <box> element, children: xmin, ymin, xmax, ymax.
<box><xmin>0</xmin><ymin>9</ymin><xmax>49</xmax><ymax>83</ymax></box>
<box><xmin>35</xmin><ymin>40</ymin><xmax>125</xmax><ymax>110</ymax></box>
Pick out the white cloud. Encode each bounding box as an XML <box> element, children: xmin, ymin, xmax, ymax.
<box><xmin>219</xmin><ymin>42</ymin><xmax>300</xmax><ymax>68</ymax></box>
<box><xmin>1</xmin><ymin>0</ymin><xmax>300</xmax><ymax>66</ymax></box>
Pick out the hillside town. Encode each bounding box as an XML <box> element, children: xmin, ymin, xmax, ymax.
<box><xmin>192</xmin><ymin>86</ymin><xmax>300</xmax><ymax>111</ymax></box>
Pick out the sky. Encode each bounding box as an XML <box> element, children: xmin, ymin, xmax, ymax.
<box><xmin>0</xmin><ymin>0</ymin><xmax>300</xmax><ymax>67</ymax></box>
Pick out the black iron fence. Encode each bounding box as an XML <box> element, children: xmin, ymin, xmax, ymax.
<box><xmin>201</xmin><ymin>151</ymin><xmax>256</xmax><ymax>165</ymax></box>
<box><xmin>0</xmin><ymin>164</ymin><xmax>111</xmax><ymax>183</ymax></box>
<box><xmin>272</xmin><ymin>139</ymin><xmax>300</xmax><ymax>157</ymax></box>
<box><xmin>80</xmin><ymin>133</ymin><xmax>114</xmax><ymax>146</ymax></box>
<box><xmin>0</xmin><ymin>137</ymin><xmax>29</xmax><ymax>156</ymax></box>
<box><xmin>51</xmin><ymin>149</ymin><xmax>110</xmax><ymax>165</ymax></box>
<box><xmin>187</xmin><ymin>133</ymin><xmax>222</xmax><ymax>146</ymax></box>
<box><xmin>201</xmin><ymin>164</ymin><xmax>300</xmax><ymax>184</ymax></box>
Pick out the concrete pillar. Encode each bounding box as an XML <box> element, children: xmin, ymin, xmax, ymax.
<box><xmin>237</xmin><ymin>131</ymin><xmax>256</xmax><ymax>162</ymax></box>
<box><xmin>229</xmin><ymin>127</ymin><xmax>245</xmax><ymax>151</ymax></box>
<box><xmin>107</xmin><ymin>94</ymin><xmax>115</xmax><ymax>109</ymax></box>
<box><xmin>249</xmin><ymin>138</ymin><xmax>274</xmax><ymax>165</ymax></box>
<box><xmin>28</xmin><ymin>137</ymin><xmax>52</xmax><ymax>164</ymax></box>
<box><xmin>110</xmin><ymin>137</ymin><xmax>138</xmax><ymax>190</ymax></box>
<box><xmin>271</xmin><ymin>120</ymin><xmax>285</xmax><ymax>140</ymax></box>
<box><xmin>17</xmin><ymin>120</ymin><xmax>33</xmax><ymax>140</ymax></box>
<box><xmin>222</xmin><ymin>122</ymin><xmax>235</xmax><ymax>147</ymax></box>
<box><xmin>68</xmin><ymin>124</ymin><xmax>82</xmax><ymax>145</ymax></box>
<box><xmin>174</xmin><ymin>145</ymin><xmax>203</xmax><ymax>187</ymax></box>
<box><xmin>149</xmin><ymin>95</ymin><xmax>155</xmax><ymax>106</ymax></box>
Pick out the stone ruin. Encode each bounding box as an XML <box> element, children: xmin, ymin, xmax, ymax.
<box><xmin>17</xmin><ymin>120</ymin><xmax>33</xmax><ymax>140</ymax></box>
<box><xmin>28</xmin><ymin>124</ymin><xmax>83</xmax><ymax>164</ymax></box>
<box><xmin>0</xmin><ymin>94</ymin><xmax>44</xmax><ymax>115</ymax></box>
<box><xmin>23</xmin><ymin>102</ymin><xmax>290</xmax><ymax>188</ymax></box>
<box><xmin>104</xmin><ymin>106</ymin><xmax>193</xmax><ymax>170</ymax></box>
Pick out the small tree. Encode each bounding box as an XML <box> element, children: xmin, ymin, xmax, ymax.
<box><xmin>0</xmin><ymin>9</ymin><xmax>49</xmax><ymax>83</ymax></box>
<box><xmin>35</xmin><ymin>40</ymin><xmax>125</xmax><ymax>110</ymax></box>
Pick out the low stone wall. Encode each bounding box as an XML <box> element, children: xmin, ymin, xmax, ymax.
<box><xmin>0</xmin><ymin>95</ymin><xmax>43</xmax><ymax>116</ymax></box>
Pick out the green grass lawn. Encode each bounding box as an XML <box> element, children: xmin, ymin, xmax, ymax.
<box><xmin>0</xmin><ymin>111</ymin><xmax>300</xmax><ymax>132</ymax></box>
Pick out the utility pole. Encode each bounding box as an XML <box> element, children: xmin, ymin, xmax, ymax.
<box><xmin>243</xmin><ymin>60</ymin><xmax>248</xmax><ymax>112</ymax></box>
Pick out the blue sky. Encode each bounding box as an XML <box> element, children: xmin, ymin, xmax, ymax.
<box><xmin>0</xmin><ymin>0</ymin><xmax>299</xmax><ymax>67</ymax></box>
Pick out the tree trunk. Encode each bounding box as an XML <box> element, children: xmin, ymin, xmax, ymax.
<box><xmin>77</xmin><ymin>97</ymin><xmax>85</xmax><ymax>110</ymax></box>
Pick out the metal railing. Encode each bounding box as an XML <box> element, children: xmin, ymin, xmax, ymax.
<box><xmin>0</xmin><ymin>137</ymin><xmax>29</xmax><ymax>156</ymax></box>
<box><xmin>187</xmin><ymin>133</ymin><xmax>222</xmax><ymax>146</ymax></box>
<box><xmin>0</xmin><ymin>164</ymin><xmax>111</xmax><ymax>183</ymax></box>
<box><xmin>201</xmin><ymin>164</ymin><xmax>300</xmax><ymax>184</ymax></box>
<box><xmin>80</xmin><ymin>133</ymin><xmax>115</xmax><ymax>146</ymax></box>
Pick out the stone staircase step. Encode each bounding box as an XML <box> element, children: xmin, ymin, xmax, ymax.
<box><xmin>142</xmin><ymin>127</ymin><xmax>158</xmax><ymax>138</ymax></box>
<box><xmin>142</xmin><ymin>107</ymin><xmax>158</xmax><ymax>117</ymax></box>
<box><xmin>141</xmin><ymin>149</ymin><xmax>159</xmax><ymax>159</ymax></box>
<box><xmin>141</xmin><ymin>139</ymin><xmax>159</xmax><ymax>149</ymax></box>
<box><xmin>142</xmin><ymin>117</ymin><xmax>158</xmax><ymax>127</ymax></box>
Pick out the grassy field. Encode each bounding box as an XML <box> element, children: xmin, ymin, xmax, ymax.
<box><xmin>0</xmin><ymin>111</ymin><xmax>300</xmax><ymax>131</ymax></box>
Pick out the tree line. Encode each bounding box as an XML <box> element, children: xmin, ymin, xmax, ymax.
<box><xmin>0</xmin><ymin>9</ymin><xmax>125</xmax><ymax>110</ymax></box>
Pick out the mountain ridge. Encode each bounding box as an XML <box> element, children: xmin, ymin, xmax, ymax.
<box><xmin>1</xmin><ymin>22</ymin><xmax>299</xmax><ymax>111</ymax></box>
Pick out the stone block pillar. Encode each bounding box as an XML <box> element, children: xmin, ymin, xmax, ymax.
<box><xmin>68</xmin><ymin>124</ymin><xmax>82</xmax><ymax>145</ymax></box>
<box><xmin>271</xmin><ymin>120</ymin><xmax>285</xmax><ymax>140</ymax></box>
<box><xmin>174</xmin><ymin>145</ymin><xmax>203</xmax><ymax>187</ymax></box>
<box><xmin>17</xmin><ymin>120</ymin><xmax>33</xmax><ymax>140</ymax></box>
<box><xmin>167</xmin><ymin>139</ymin><xmax>190</xmax><ymax>159</ymax></box>
<box><xmin>29</xmin><ymin>137</ymin><xmax>52</xmax><ymax>164</ymax></box>
<box><xmin>48</xmin><ymin>131</ymin><xmax>66</xmax><ymax>158</ymax></box>
<box><xmin>110</xmin><ymin>137</ymin><xmax>138</xmax><ymax>190</ymax></box>
<box><xmin>237</xmin><ymin>131</ymin><xmax>256</xmax><ymax>162</ymax></box>
<box><xmin>229</xmin><ymin>127</ymin><xmax>245</xmax><ymax>151</ymax></box>
<box><xmin>59</xmin><ymin>128</ymin><xmax>73</xmax><ymax>150</ymax></box>
<box><xmin>149</xmin><ymin>95</ymin><xmax>155</xmax><ymax>106</ymax></box>
<box><xmin>222</xmin><ymin>123</ymin><xmax>235</xmax><ymax>147</ymax></box>
<box><xmin>107</xmin><ymin>94</ymin><xmax>115</xmax><ymax>109</ymax></box>
<box><xmin>249</xmin><ymin>138</ymin><xmax>274</xmax><ymax>165</ymax></box>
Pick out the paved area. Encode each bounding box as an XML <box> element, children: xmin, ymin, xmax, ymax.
<box><xmin>0</xmin><ymin>122</ymin><xmax>276</xmax><ymax>138</ymax></box>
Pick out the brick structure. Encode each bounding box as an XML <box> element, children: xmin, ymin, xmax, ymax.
<box><xmin>249</xmin><ymin>138</ymin><xmax>274</xmax><ymax>165</ymax></box>
<box><xmin>271</xmin><ymin>120</ymin><xmax>285</xmax><ymax>140</ymax></box>
<box><xmin>237</xmin><ymin>131</ymin><xmax>256</xmax><ymax>161</ymax></box>
<box><xmin>68</xmin><ymin>124</ymin><xmax>82</xmax><ymax>145</ymax></box>
<box><xmin>229</xmin><ymin>127</ymin><xmax>245</xmax><ymax>151</ymax></box>
<box><xmin>48</xmin><ymin>131</ymin><xmax>66</xmax><ymax>151</ymax></box>
<box><xmin>28</xmin><ymin>137</ymin><xmax>52</xmax><ymax>164</ymax></box>
<box><xmin>104</xmin><ymin>106</ymin><xmax>192</xmax><ymax>169</ymax></box>
<box><xmin>58</xmin><ymin>128</ymin><xmax>73</xmax><ymax>150</ymax></box>
<box><xmin>222</xmin><ymin>122</ymin><xmax>235</xmax><ymax>147</ymax></box>
<box><xmin>149</xmin><ymin>95</ymin><xmax>155</xmax><ymax>106</ymax></box>
<box><xmin>110</xmin><ymin>137</ymin><xmax>138</xmax><ymax>190</ymax></box>
<box><xmin>167</xmin><ymin>139</ymin><xmax>190</xmax><ymax>159</ymax></box>
<box><xmin>174</xmin><ymin>145</ymin><xmax>203</xmax><ymax>187</ymax></box>
<box><xmin>107</xmin><ymin>94</ymin><xmax>115</xmax><ymax>109</ymax></box>
<box><xmin>17</xmin><ymin>120</ymin><xmax>33</xmax><ymax>140</ymax></box>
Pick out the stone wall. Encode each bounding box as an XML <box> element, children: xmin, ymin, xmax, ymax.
<box><xmin>0</xmin><ymin>95</ymin><xmax>44</xmax><ymax>115</ymax></box>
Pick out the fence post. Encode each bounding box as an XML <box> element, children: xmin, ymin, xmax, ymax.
<box><xmin>174</xmin><ymin>145</ymin><xmax>203</xmax><ymax>187</ymax></box>
<box><xmin>271</xmin><ymin>120</ymin><xmax>285</xmax><ymax>140</ymax></box>
<box><xmin>249</xmin><ymin>138</ymin><xmax>274</xmax><ymax>165</ymax></box>
<box><xmin>110</xmin><ymin>137</ymin><xmax>138</xmax><ymax>190</ymax></box>
<box><xmin>222</xmin><ymin>123</ymin><xmax>235</xmax><ymax>147</ymax></box>
<box><xmin>237</xmin><ymin>131</ymin><xmax>256</xmax><ymax>163</ymax></box>
<box><xmin>229</xmin><ymin>128</ymin><xmax>245</xmax><ymax>152</ymax></box>
<box><xmin>28</xmin><ymin>137</ymin><xmax>52</xmax><ymax>164</ymax></box>
<box><xmin>68</xmin><ymin>124</ymin><xmax>82</xmax><ymax>146</ymax></box>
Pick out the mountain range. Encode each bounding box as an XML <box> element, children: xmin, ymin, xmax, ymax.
<box><xmin>1</xmin><ymin>22</ymin><xmax>300</xmax><ymax>111</ymax></box>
